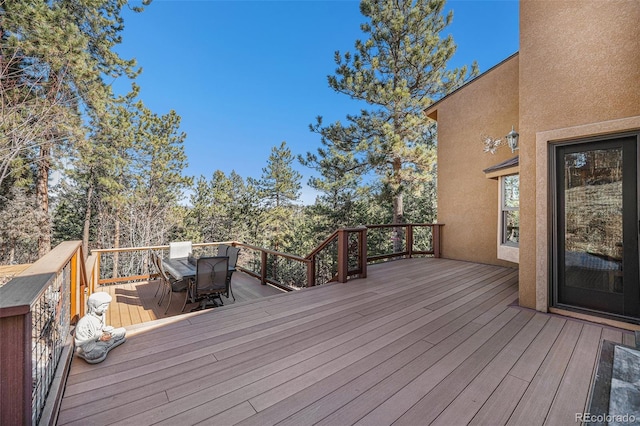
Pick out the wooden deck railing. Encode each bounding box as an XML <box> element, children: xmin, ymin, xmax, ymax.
<box><xmin>86</xmin><ymin>223</ymin><xmax>443</xmax><ymax>290</ymax></box>
<box><xmin>0</xmin><ymin>241</ymin><xmax>88</xmax><ymax>426</ymax></box>
<box><xmin>90</xmin><ymin>242</ymin><xmax>229</xmax><ymax>288</ymax></box>
<box><xmin>233</xmin><ymin>242</ymin><xmax>310</xmax><ymax>290</ymax></box>
<box><xmin>305</xmin><ymin>227</ymin><xmax>368</xmax><ymax>286</ymax></box>
<box><xmin>366</xmin><ymin>223</ymin><xmax>443</xmax><ymax>262</ymax></box>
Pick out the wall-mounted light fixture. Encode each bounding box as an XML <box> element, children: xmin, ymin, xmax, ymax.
<box><xmin>505</xmin><ymin>126</ymin><xmax>519</xmax><ymax>153</ymax></box>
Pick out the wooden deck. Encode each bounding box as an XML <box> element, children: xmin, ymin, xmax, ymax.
<box><xmin>100</xmin><ymin>271</ymin><xmax>286</xmax><ymax>328</ymax></box>
<box><xmin>0</xmin><ymin>263</ymin><xmax>31</xmax><ymax>286</ymax></box>
<box><xmin>58</xmin><ymin>258</ymin><xmax>634</xmax><ymax>425</ymax></box>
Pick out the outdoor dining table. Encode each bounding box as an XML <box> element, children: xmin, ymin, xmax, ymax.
<box><xmin>162</xmin><ymin>256</ymin><xmax>196</xmax><ymax>281</ymax></box>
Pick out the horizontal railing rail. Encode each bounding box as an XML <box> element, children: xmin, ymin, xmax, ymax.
<box><xmin>0</xmin><ymin>241</ymin><xmax>88</xmax><ymax>426</ymax></box>
<box><xmin>86</xmin><ymin>224</ymin><xmax>442</xmax><ymax>290</ymax></box>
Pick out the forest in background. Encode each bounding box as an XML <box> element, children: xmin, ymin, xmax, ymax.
<box><xmin>0</xmin><ymin>0</ymin><xmax>476</xmax><ymax>265</ymax></box>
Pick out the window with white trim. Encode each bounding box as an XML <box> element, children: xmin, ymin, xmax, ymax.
<box><xmin>501</xmin><ymin>174</ymin><xmax>519</xmax><ymax>246</ymax></box>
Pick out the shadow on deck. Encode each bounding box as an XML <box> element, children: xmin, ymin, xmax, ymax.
<box><xmin>101</xmin><ymin>271</ymin><xmax>286</xmax><ymax>328</ymax></box>
<box><xmin>59</xmin><ymin>258</ymin><xmax>635</xmax><ymax>425</ymax></box>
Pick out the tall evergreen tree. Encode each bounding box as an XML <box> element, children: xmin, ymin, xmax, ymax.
<box><xmin>0</xmin><ymin>0</ymin><xmax>147</xmax><ymax>256</ymax></box>
<box><xmin>257</xmin><ymin>141</ymin><xmax>302</xmax><ymax>251</ymax></box>
<box><xmin>185</xmin><ymin>175</ymin><xmax>214</xmax><ymax>243</ymax></box>
<box><xmin>72</xmin><ymin>89</ymin><xmax>137</xmax><ymax>256</ymax></box>
<box><xmin>127</xmin><ymin>107</ymin><xmax>191</xmax><ymax>247</ymax></box>
<box><xmin>311</xmin><ymin>0</ymin><xmax>476</xmax><ymax>229</ymax></box>
<box><xmin>300</xmin><ymin>133</ymin><xmax>366</xmax><ymax>236</ymax></box>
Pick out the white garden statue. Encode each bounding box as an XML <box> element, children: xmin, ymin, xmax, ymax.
<box><xmin>74</xmin><ymin>292</ymin><xmax>126</xmax><ymax>364</ymax></box>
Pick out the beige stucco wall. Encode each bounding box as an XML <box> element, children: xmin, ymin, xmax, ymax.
<box><xmin>518</xmin><ymin>0</ymin><xmax>640</xmax><ymax>309</ymax></box>
<box><xmin>430</xmin><ymin>55</ymin><xmax>519</xmax><ymax>266</ymax></box>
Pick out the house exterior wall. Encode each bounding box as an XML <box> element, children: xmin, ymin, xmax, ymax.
<box><xmin>431</xmin><ymin>55</ymin><xmax>519</xmax><ymax>266</ymax></box>
<box><xmin>518</xmin><ymin>0</ymin><xmax>640</xmax><ymax>309</ymax></box>
<box><xmin>429</xmin><ymin>0</ymin><xmax>640</xmax><ymax>320</ymax></box>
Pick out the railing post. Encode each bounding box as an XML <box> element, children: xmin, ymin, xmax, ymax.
<box><xmin>337</xmin><ymin>229</ymin><xmax>348</xmax><ymax>283</ymax></box>
<box><xmin>94</xmin><ymin>252</ymin><xmax>100</xmax><ymax>294</ymax></box>
<box><xmin>70</xmin><ymin>250</ymin><xmax>79</xmax><ymax>322</ymax></box>
<box><xmin>406</xmin><ymin>225</ymin><xmax>414</xmax><ymax>259</ymax></box>
<box><xmin>307</xmin><ymin>258</ymin><xmax>316</xmax><ymax>287</ymax></box>
<box><xmin>433</xmin><ymin>224</ymin><xmax>442</xmax><ymax>258</ymax></box>
<box><xmin>260</xmin><ymin>251</ymin><xmax>267</xmax><ymax>285</ymax></box>
<box><xmin>0</xmin><ymin>310</ymin><xmax>31</xmax><ymax>425</ymax></box>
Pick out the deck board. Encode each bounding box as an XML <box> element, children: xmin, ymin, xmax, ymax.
<box><xmin>506</xmin><ymin>320</ymin><xmax>584</xmax><ymax>426</ymax></box>
<box><xmin>430</xmin><ymin>312</ymin><xmax>550</xmax><ymax>426</ymax></box>
<box><xmin>544</xmin><ymin>324</ymin><xmax>603</xmax><ymax>425</ymax></box>
<box><xmin>58</xmin><ymin>258</ymin><xmax>633</xmax><ymax>425</ymax></box>
<box><xmin>394</xmin><ymin>310</ymin><xmax>536</xmax><ymax>426</ymax></box>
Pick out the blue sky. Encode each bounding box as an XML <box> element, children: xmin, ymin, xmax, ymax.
<box><xmin>114</xmin><ymin>0</ymin><xmax>519</xmax><ymax>203</ymax></box>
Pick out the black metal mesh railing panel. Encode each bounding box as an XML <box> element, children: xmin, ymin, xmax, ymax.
<box><xmin>234</xmin><ymin>247</ymin><xmax>308</xmax><ymax>289</ymax></box>
<box><xmin>31</xmin><ymin>264</ymin><xmax>70</xmax><ymax>424</ymax></box>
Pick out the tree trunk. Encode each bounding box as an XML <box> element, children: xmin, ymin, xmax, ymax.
<box><xmin>113</xmin><ymin>212</ymin><xmax>120</xmax><ymax>279</ymax></box>
<box><xmin>82</xmin><ymin>182</ymin><xmax>94</xmax><ymax>259</ymax></box>
<box><xmin>393</xmin><ymin>192</ymin><xmax>404</xmax><ymax>224</ymax></box>
<box><xmin>392</xmin><ymin>192</ymin><xmax>405</xmax><ymax>253</ymax></box>
<box><xmin>37</xmin><ymin>145</ymin><xmax>51</xmax><ymax>257</ymax></box>
<box><xmin>392</xmin><ymin>157</ymin><xmax>405</xmax><ymax>253</ymax></box>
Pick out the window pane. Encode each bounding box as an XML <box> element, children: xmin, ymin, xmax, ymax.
<box><xmin>563</xmin><ymin>148</ymin><xmax>623</xmax><ymax>293</ymax></box>
<box><xmin>503</xmin><ymin>210</ymin><xmax>519</xmax><ymax>244</ymax></box>
<box><xmin>503</xmin><ymin>175</ymin><xmax>519</xmax><ymax>208</ymax></box>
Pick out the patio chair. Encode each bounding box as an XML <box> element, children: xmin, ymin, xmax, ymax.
<box><xmin>169</xmin><ymin>241</ymin><xmax>192</xmax><ymax>259</ymax></box>
<box><xmin>217</xmin><ymin>244</ymin><xmax>240</xmax><ymax>301</ymax></box>
<box><xmin>225</xmin><ymin>246</ymin><xmax>240</xmax><ymax>301</ymax></box>
<box><xmin>191</xmin><ymin>256</ymin><xmax>229</xmax><ymax>311</ymax></box>
<box><xmin>153</xmin><ymin>253</ymin><xmax>174</xmax><ymax>308</ymax></box>
<box><xmin>150</xmin><ymin>251</ymin><xmax>192</xmax><ymax>314</ymax></box>
<box><xmin>150</xmin><ymin>250</ymin><xmax>165</xmax><ymax>298</ymax></box>
<box><xmin>216</xmin><ymin>244</ymin><xmax>231</xmax><ymax>256</ymax></box>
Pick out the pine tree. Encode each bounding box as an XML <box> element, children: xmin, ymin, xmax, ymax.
<box><xmin>74</xmin><ymin>89</ymin><xmax>138</xmax><ymax>256</ymax></box>
<box><xmin>313</xmin><ymin>0</ymin><xmax>476</xmax><ymax>230</ymax></box>
<box><xmin>300</xmin><ymin>128</ymin><xmax>366</xmax><ymax>237</ymax></box>
<box><xmin>257</xmin><ymin>141</ymin><xmax>302</xmax><ymax>252</ymax></box>
<box><xmin>0</xmin><ymin>186</ymin><xmax>42</xmax><ymax>263</ymax></box>
<box><xmin>186</xmin><ymin>175</ymin><xmax>214</xmax><ymax>243</ymax></box>
<box><xmin>128</xmin><ymin>107</ymin><xmax>191</xmax><ymax>247</ymax></box>
<box><xmin>0</xmin><ymin>0</ymin><xmax>147</xmax><ymax>256</ymax></box>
